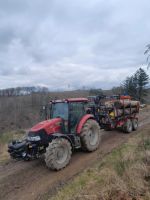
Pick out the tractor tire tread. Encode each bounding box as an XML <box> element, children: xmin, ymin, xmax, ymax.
<box><xmin>45</xmin><ymin>138</ymin><xmax>72</xmax><ymax>171</ymax></box>
<box><xmin>80</xmin><ymin>119</ymin><xmax>101</xmax><ymax>152</ymax></box>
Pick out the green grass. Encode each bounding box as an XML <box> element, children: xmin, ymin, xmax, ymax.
<box><xmin>97</xmin><ymin>143</ymin><xmax>136</xmax><ymax>176</ymax></box>
<box><xmin>143</xmin><ymin>138</ymin><xmax>150</xmax><ymax>150</ymax></box>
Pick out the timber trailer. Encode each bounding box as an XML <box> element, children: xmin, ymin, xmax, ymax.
<box><xmin>8</xmin><ymin>96</ymin><xmax>140</xmax><ymax>170</ymax></box>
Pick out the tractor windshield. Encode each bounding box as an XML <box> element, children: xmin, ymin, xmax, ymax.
<box><xmin>51</xmin><ymin>102</ymin><xmax>68</xmax><ymax>120</ymax></box>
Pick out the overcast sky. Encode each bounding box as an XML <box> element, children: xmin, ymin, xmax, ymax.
<box><xmin>0</xmin><ymin>0</ymin><xmax>150</xmax><ymax>90</ymax></box>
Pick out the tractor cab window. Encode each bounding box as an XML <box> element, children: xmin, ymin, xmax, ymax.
<box><xmin>69</xmin><ymin>102</ymin><xmax>86</xmax><ymax>133</ymax></box>
<box><xmin>51</xmin><ymin>103</ymin><xmax>68</xmax><ymax>120</ymax></box>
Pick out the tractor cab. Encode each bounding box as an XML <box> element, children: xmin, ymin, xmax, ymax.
<box><xmin>48</xmin><ymin>98</ymin><xmax>88</xmax><ymax>134</ymax></box>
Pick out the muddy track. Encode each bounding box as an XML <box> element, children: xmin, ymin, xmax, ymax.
<box><xmin>0</xmin><ymin>109</ymin><xmax>150</xmax><ymax>200</ymax></box>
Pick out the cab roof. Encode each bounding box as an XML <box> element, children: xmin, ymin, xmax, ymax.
<box><xmin>66</xmin><ymin>98</ymin><xmax>88</xmax><ymax>102</ymax></box>
<box><xmin>50</xmin><ymin>98</ymin><xmax>88</xmax><ymax>103</ymax></box>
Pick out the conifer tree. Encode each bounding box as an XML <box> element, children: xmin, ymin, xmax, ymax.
<box><xmin>135</xmin><ymin>68</ymin><xmax>149</xmax><ymax>102</ymax></box>
<box><xmin>123</xmin><ymin>68</ymin><xmax>149</xmax><ymax>102</ymax></box>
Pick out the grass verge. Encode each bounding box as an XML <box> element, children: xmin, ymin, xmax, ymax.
<box><xmin>50</xmin><ymin>127</ymin><xmax>150</xmax><ymax>200</ymax></box>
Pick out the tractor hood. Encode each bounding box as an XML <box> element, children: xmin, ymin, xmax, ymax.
<box><xmin>30</xmin><ymin>118</ymin><xmax>62</xmax><ymax>135</ymax></box>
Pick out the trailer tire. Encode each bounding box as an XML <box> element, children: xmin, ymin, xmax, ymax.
<box><xmin>123</xmin><ymin>119</ymin><xmax>133</xmax><ymax>133</ymax></box>
<box><xmin>45</xmin><ymin>138</ymin><xmax>72</xmax><ymax>171</ymax></box>
<box><xmin>132</xmin><ymin>119</ymin><xmax>138</xmax><ymax>131</ymax></box>
<box><xmin>80</xmin><ymin>119</ymin><xmax>101</xmax><ymax>152</ymax></box>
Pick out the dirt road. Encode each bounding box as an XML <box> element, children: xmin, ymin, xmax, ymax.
<box><xmin>0</xmin><ymin>108</ymin><xmax>150</xmax><ymax>200</ymax></box>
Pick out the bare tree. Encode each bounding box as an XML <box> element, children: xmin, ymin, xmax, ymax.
<box><xmin>144</xmin><ymin>44</ymin><xmax>150</xmax><ymax>69</ymax></box>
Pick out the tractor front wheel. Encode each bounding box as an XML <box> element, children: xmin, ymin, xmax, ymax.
<box><xmin>45</xmin><ymin>138</ymin><xmax>72</xmax><ymax>171</ymax></box>
<box><xmin>80</xmin><ymin>119</ymin><xmax>101</xmax><ymax>152</ymax></box>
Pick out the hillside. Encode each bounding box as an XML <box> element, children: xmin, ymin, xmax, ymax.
<box><xmin>0</xmin><ymin>88</ymin><xmax>149</xmax><ymax>134</ymax></box>
<box><xmin>0</xmin><ymin>90</ymin><xmax>89</xmax><ymax>133</ymax></box>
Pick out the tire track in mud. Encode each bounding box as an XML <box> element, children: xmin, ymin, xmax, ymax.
<box><xmin>0</xmin><ymin>110</ymin><xmax>150</xmax><ymax>200</ymax></box>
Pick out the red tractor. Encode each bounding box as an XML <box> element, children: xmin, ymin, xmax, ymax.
<box><xmin>8</xmin><ymin>98</ymin><xmax>101</xmax><ymax>170</ymax></box>
<box><xmin>8</xmin><ymin>96</ymin><xmax>139</xmax><ymax>170</ymax></box>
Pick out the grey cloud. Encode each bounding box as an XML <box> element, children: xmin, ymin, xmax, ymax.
<box><xmin>0</xmin><ymin>26</ymin><xmax>15</xmax><ymax>48</ymax></box>
<box><xmin>0</xmin><ymin>0</ymin><xmax>149</xmax><ymax>89</ymax></box>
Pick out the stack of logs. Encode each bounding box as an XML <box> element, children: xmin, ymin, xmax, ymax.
<box><xmin>104</xmin><ymin>99</ymin><xmax>140</xmax><ymax>117</ymax></box>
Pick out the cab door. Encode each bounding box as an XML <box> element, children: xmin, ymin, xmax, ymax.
<box><xmin>69</xmin><ymin>102</ymin><xmax>86</xmax><ymax>134</ymax></box>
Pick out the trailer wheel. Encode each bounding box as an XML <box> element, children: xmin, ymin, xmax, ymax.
<box><xmin>80</xmin><ymin>119</ymin><xmax>101</xmax><ymax>152</ymax></box>
<box><xmin>123</xmin><ymin>119</ymin><xmax>133</xmax><ymax>133</ymax></box>
<box><xmin>45</xmin><ymin>138</ymin><xmax>72</xmax><ymax>170</ymax></box>
<box><xmin>132</xmin><ymin>119</ymin><xmax>138</xmax><ymax>131</ymax></box>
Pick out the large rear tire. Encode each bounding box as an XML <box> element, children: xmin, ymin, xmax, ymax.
<box><xmin>80</xmin><ymin>119</ymin><xmax>101</xmax><ymax>152</ymax></box>
<box><xmin>45</xmin><ymin>138</ymin><xmax>72</xmax><ymax>171</ymax></box>
<box><xmin>123</xmin><ymin>119</ymin><xmax>133</xmax><ymax>133</ymax></box>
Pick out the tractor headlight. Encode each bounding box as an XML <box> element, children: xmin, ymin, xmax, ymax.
<box><xmin>27</xmin><ymin>136</ymin><xmax>41</xmax><ymax>142</ymax></box>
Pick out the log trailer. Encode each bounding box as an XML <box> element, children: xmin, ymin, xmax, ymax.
<box><xmin>88</xmin><ymin>95</ymin><xmax>139</xmax><ymax>132</ymax></box>
<box><xmin>8</xmin><ymin>96</ymin><xmax>140</xmax><ymax>170</ymax></box>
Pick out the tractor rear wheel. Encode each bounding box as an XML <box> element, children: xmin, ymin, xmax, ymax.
<box><xmin>45</xmin><ymin>138</ymin><xmax>72</xmax><ymax>171</ymax></box>
<box><xmin>132</xmin><ymin>118</ymin><xmax>138</xmax><ymax>131</ymax></box>
<box><xmin>80</xmin><ymin>119</ymin><xmax>101</xmax><ymax>152</ymax></box>
<box><xmin>123</xmin><ymin>119</ymin><xmax>133</xmax><ymax>133</ymax></box>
